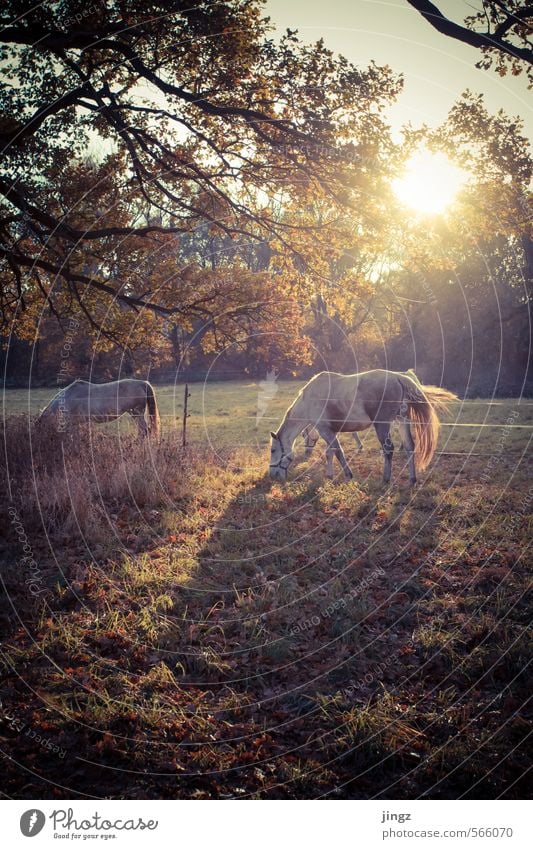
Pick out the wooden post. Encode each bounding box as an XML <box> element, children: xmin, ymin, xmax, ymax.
<box><xmin>182</xmin><ymin>383</ymin><xmax>191</xmax><ymax>447</ymax></box>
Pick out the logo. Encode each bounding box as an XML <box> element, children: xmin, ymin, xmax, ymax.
<box><xmin>20</xmin><ymin>809</ymin><xmax>46</xmax><ymax>837</ymax></box>
<box><xmin>256</xmin><ymin>367</ymin><xmax>279</xmax><ymax>426</ymax></box>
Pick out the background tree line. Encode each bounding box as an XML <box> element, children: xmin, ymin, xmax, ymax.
<box><xmin>1</xmin><ymin>1</ymin><xmax>531</xmax><ymax>395</ymax></box>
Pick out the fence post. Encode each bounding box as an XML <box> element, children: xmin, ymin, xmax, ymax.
<box><xmin>182</xmin><ymin>383</ymin><xmax>191</xmax><ymax>447</ymax></box>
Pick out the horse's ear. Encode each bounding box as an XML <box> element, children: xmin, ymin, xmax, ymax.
<box><xmin>270</xmin><ymin>431</ymin><xmax>278</xmax><ymax>440</ymax></box>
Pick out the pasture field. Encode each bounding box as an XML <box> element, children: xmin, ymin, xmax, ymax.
<box><xmin>4</xmin><ymin>379</ymin><xmax>533</xmax><ymax>452</ymax></box>
<box><xmin>0</xmin><ymin>382</ymin><xmax>531</xmax><ymax>799</ymax></box>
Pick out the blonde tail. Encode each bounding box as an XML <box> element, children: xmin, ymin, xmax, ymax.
<box><xmin>146</xmin><ymin>382</ymin><xmax>160</xmax><ymax>437</ymax></box>
<box><xmin>397</xmin><ymin>375</ymin><xmax>458</xmax><ymax>471</ymax></box>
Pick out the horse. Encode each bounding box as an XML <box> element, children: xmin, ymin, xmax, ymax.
<box><xmin>302</xmin><ymin>424</ymin><xmax>363</xmax><ymax>457</ymax></box>
<box><xmin>37</xmin><ymin>378</ymin><xmax>160</xmax><ymax>437</ymax></box>
<box><xmin>269</xmin><ymin>369</ymin><xmax>457</xmax><ymax>485</ymax></box>
<box><xmin>300</xmin><ymin>368</ymin><xmax>421</xmax><ymax>458</ymax></box>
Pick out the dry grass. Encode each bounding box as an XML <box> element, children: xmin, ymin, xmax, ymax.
<box><xmin>0</xmin><ymin>394</ymin><xmax>531</xmax><ymax>799</ymax></box>
<box><xmin>1</xmin><ymin>415</ymin><xmax>195</xmax><ymax>538</ymax></box>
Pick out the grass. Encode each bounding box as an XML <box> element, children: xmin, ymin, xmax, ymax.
<box><xmin>5</xmin><ymin>379</ymin><xmax>533</xmax><ymax>454</ymax></box>
<box><xmin>0</xmin><ymin>382</ymin><xmax>531</xmax><ymax>798</ymax></box>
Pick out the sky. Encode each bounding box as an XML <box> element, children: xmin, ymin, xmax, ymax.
<box><xmin>265</xmin><ymin>0</ymin><xmax>532</xmax><ymax>144</ymax></box>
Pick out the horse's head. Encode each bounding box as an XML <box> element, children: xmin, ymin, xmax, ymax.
<box><xmin>269</xmin><ymin>431</ymin><xmax>293</xmax><ymax>482</ymax></box>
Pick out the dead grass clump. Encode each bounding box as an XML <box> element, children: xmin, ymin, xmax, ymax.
<box><xmin>1</xmin><ymin>415</ymin><xmax>205</xmax><ymax>536</ymax></box>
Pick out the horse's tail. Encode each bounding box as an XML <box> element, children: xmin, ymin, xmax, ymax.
<box><xmin>397</xmin><ymin>374</ymin><xmax>458</xmax><ymax>471</ymax></box>
<box><xmin>145</xmin><ymin>382</ymin><xmax>160</xmax><ymax>437</ymax></box>
<box><xmin>405</xmin><ymin>368</ymin><xmax>421</xmax><ymax>386</ymax></box>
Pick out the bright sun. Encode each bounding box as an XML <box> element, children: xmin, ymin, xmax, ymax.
<box><xmin>392</xmin><ymin>150</ymin><xmax>466</xmax><ymax>215</ymax></box>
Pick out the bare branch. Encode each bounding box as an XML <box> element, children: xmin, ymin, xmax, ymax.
<box><xmin>405</xmin><ymin>0</ymin><xmax>533</xmax><ymax>64</ymax></box>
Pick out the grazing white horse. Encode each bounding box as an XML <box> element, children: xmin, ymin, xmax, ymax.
<box><xmin>269</xmin><ymin>369</ymin><xmax>457</xmax><ymax>485</ymax></box>
<box><xmin>300</xmin><ymin>368</ymin><xmax>421</xmax><ymax>457</ymax></box>
<box><xmin>37</xmin><ymin>378</ymin><xmax>160</xmax><ymax>437</ymax></box>
<box><xmin>302</xmin><ymin>424</ymin><xmax>363</xmax><ymax>457</ymax></box>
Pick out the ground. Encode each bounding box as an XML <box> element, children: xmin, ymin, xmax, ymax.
<box><xmin>0</xmin><ymin>382</ymin><xmax>531</xmax><ymax>799</ymax></box>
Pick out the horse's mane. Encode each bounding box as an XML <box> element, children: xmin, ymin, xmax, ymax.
<box><xmin>283</xmin><ymin>390</ymin><xmax>301</xmax><ymax>420</ymax></box>
<box><xmin>282</xmin><ymin>374</ymin><xmax>321</xmax><ymax>422</ymax></box>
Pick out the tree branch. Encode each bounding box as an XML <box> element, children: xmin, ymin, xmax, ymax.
<box><xmin>405</xmin><ymin>0</ymin><xmax>533</xmax><ymax>64</ymax></box>
<box><xmin>0</xmin><ymin>246</ymin><xmax>272</xmax><ymax>321</ymax></box>
<box><xmin>494</xmin><ymin>4</ymin><xmax>533</xmax><ymax>38</ymax></box>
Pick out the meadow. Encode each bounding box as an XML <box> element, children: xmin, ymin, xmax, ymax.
<box><xmin>5</xmin><ymin>379</ymin><xmax>533</xmax><ymax>452</ymax></box>
<box><xmin>0</xmin><ymin>381</ymin><xmax>531</xmax><ymax>799</ymax></box>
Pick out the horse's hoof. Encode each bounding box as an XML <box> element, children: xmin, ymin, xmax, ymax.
<box><xmin>345</xmin><ymin>471</ymin><xmax>354</xmax><ymax>480</ymax></box>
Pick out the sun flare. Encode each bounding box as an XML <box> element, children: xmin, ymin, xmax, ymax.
<box><xmin>393</xmin><ymin>150</ymin><xmax>466</xmax><ymax>215</ymax></box>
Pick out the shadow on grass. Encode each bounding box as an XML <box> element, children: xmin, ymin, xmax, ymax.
<box><xmin>184</xmin><ymin>450</ymin><xmax>441</xmax><ymax>695</ymax></box>
<box><xmin>1</xmin><ymin>438</ymin><xmax>529</xmax><ymax>800</ymax></box>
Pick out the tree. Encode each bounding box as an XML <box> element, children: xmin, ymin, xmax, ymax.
<box><xmin>384</xmin><ymin>93</ymin><xmax>532</xmax><ymax>394</ymax></box>
<box><xmin>0</xmin><ymin>0</ymin><xmax>401</xmax><ymax>341</ymax></box>
<box><xmin>406</xmin><ymin>0</ymin><xmax>533</xmax><ymax>85</ymax></box>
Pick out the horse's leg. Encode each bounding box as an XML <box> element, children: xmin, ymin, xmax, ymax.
<box><xmin>317</xmin><ymin>424</ymin><xmax>353</xmax><ymax>481</ymax></box>
<box><xmin>353</xmin><ymin>432</ymin><xmax>363</xmax><ymax>451</ymax></box>
<box><xmin>302</xmin><ymin>425</ymin><xmax>311</xmax><ymax>457</ymax></box>
<box><xmin>320</xmin><ymin>440</ymin><xmax>335</xmax><ymax>478</ymax></box>
<box><xmin>303</xmin><ymin>425</ymin><xmax>319</xmax><ymax>458</ymax></box>
<box><xmin>332</xmin><ymin>435</ymin><xmax>354</xmax><ymax>480</ymax></box>
<box><xmin>394</xmin><ymin>418</ymin><xmax>405</xmax><ymax>450</ymax></box>
<box><xmin>132</xmin><ymin>411</ymin><xmax>148</xmax><ymax>438</ymax></box>
<box><xmin>399</xmin><ymin>419</ymin><xmax>416</xmax><ymax>485</ymax></box>
<box><xmin>374</xmin><ymin>421</ymin><xmax>394</xmax><ymax>483</ymax></box>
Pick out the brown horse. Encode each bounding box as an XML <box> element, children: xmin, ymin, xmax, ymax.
<box><xmin>269</xmin><ymin>369</ymin><xmax>457</xmax><ymax>485</ymax></box>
